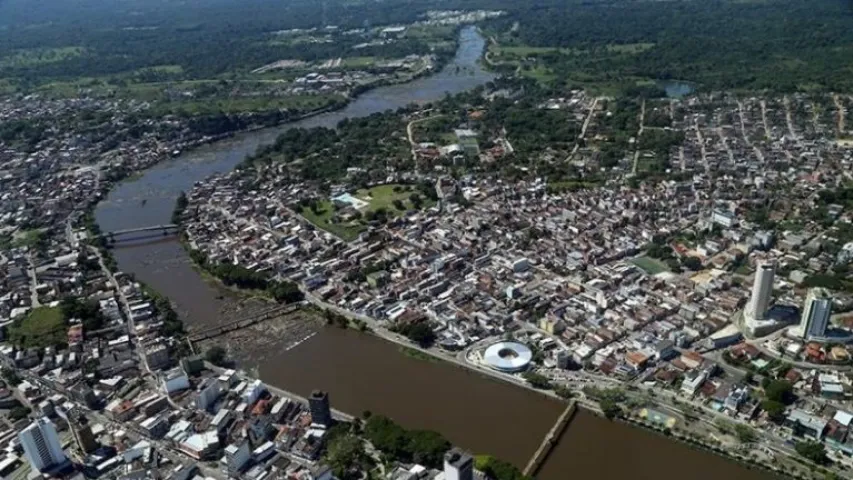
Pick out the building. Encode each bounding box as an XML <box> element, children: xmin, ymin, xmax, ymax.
<box><xmin>144</xmin><ymin>344</ymin><xmax>171</xmax><ymax>371</ymax></box>
<box><xmin>745</xmin><ymin>261</ymin><xmax>775</xmax><ymax>321</ymax></box>
<box><xmin>140</xmin><ymin>416</ymin><xmax>169</xmax><ymax>439</ymax></box>
<box><xmin>68</xmin><ymin>410</ymin><xmax>98</xmax><ymax>454</ymax></box>
<box><xmin>796</xmin><ymin>288</ymin><xmax>832</xmax><ymax>340</ymax></box>
<box><xmin>222</xmin><ymin>441</ymin><xmax>250</xmax><ymax>476</ymax></box>
<box><xmin>180</xmin><ymin>431</ymin><xmax>220</xmax><ymax>460</ymax></box>
<box><xmin>309</xmin><ymin>390</ymin><xmax>332</xmax><ymax>428</ymax></box>
<box><xmin>786</xmin><ymin>409</ymin><xmax>828</xmax><ymax>440</ymax></box>
<box><xmin>443</xmin><ymin>448</ymin><xmax>473</xmax><ymax>480</ymax></box>
<box><xmin>162</xmin><ymin>368</ymin><xmax>190</xmax><ymax>395</ymax></box>
<box><xmin>19</xmin><ymin>418</ymin><xmax>67</xmax><ymax>472</ymax></box>
<box><xmin>195</xmin><ymin>378</ymin><xmax>222</xmax><ymax>411</ymax></box>
<box><xmin>243</xmin><ymin>379</ymin><xmax>265</xmax><ymax>405</ymax></box>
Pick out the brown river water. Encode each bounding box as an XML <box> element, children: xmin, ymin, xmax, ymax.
<box><xmin>95</xmin><ymin>26</ymin><xmax>776</xmax><ymax>479</ymax></box>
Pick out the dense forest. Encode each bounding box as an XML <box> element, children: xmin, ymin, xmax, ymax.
<box><xmin>0</xmin><ymin>0</ymin><xmax>479</xmax><ymax>83</ymax></box>
<box><xmin>3</xmin><ymin>0</ymin><xmax>853</xmax><ymax>93</ymax></box>
<box><xmin>484</xmin><ymin>0</ymin><xmax>853</xmax><ymax>92</ymax></box>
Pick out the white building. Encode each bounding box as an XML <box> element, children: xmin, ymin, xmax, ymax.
<box><xmin>161</xmin><ymin>367</ymin><xmax>190</xmax><ymax>395</ymax></box>
<box><xmin>745</xmin><ymin>261</ymin><xmax>775</xmax><ymax>322</ymax></box>
<box><xmin>19</xmin><ymin>418</ymin><xmax>67</xmax><ymax>472</ymax></box>
<box><xmin>444</xmin><ymin>449</ymin><xmax>473</xmax><ymax>480</ymax></box>
<box><xmin>797</xmin><ymin>288</ymin><xmax>832</xmax><ymax>340</ymax></box>
<box><xmin>243</xmin><ymin>379</ymin><xmax>265</xmax><ymax>405</ymax></box>
<box><xmin>195</xmin><ymin>378</ymin><xmax>222</xmax><ymax>411</ymax></box>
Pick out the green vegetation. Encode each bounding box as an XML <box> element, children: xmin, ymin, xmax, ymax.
<box><xmin>172</xmin><ymin>191</ymin><xmax>188</xmax><ymax>224</ymax></box>
<box><xmin>485</xmin><ymin>0</ymin><xmax>853</xmax><ymax>93</ymax></box>
<box><xmin>398</xmin><ymin>346</ymin><xmax>439</xmax><ymax>364</ymax></box>
<box><xmin>473</xmin><ymin>455</ymin><xmax>531</xmax><ymax>480</ymax></box>
<box><xmin>583</xmin><ymin>386</ymin><xmax>626</xmax><ymax>420</ymax></box>
<box><xmin>795</xmin><ymin>441</ymin><xmax>829</xmax><ymax>465</ymax></box>
<box><xmin>9</xmin><ymin>307</ymin><xmax>66</xmax><ymax>349</ymax></box>
<box><xmin>734</xmin><ymin>424</ymin><xmax>758</xmax><ymax>444</ymax></box>
<box><xmin>522</xmin><ymin>371</ymin><xmax>553</xmax><ymax>390</ymax></box>
<box><xmin>1</xmin><ymin>369</ymin><xmax>21</xmax><ymax>386</ymax></box>
<box><xmin>363</xmin><ymin>414</ymin><xmax>450</xmax><ymax>468</ymax></box>
<box><xmin>630</xmin><ymin>256</ymin><xmax>669</xmax><ymax>275</ymax></box>
<box><xmin>205</xmin><ymin>346</ymin><xmax>227</xmax><ymax>366</ymax></box>
<box><xmin>7</xmin><ymin>406</ymin><xmax>30</xmax><ymax>421</ymax></box>
<box><xmin>11</xmin><ymin>229</ymin><xmax>46</xmax><ymax>251</ymax></box>
<box><xmin>0</xmin><ymin>0</ymin><xmax>461</xmax><ymax>91</ymax></box>
<box><xmin>356</xmin><ymin>184</ymin><xmax>433</xmax><ymax>213</ymax></box>
<box><xmin>188</xmin><ymin>249</ymin><xmax>303</xmax><ymax>303</ymax></box>
<box><xmin>299</xmin><ymin>200</ymin><xmax>366</xmax><ymax>241</ymax></box>
<box><xmin>325</xmin><ymin>432</ymin><xmax>371</xmax><ymax>480</ymax></box>
<box><xmin>59</xmin><ymin>297</ymin><xmax>106</xmax><ymax>331</ymax></box>
<box><xmin>392</xmin><ymin>322</ymin><xmax>436</xmax><ymax>348</ymax></box>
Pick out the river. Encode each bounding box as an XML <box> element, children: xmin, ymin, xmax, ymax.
<box><xmin>95</xmin><ymin>26</ymin><xmax>774</xmax><ymax>479</ymax></box>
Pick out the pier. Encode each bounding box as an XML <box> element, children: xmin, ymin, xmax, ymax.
<box><xmin>523</xmin><ymin>399</ymin><xmax>577</xmax><ymax>477</ymax></box>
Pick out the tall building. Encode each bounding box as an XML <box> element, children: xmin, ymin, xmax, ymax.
<box><xmin>309</xmin><ymin>390</ymin><xmax>332</xmax><ymax>428</ymax></box>
<box><xmin>746</xmin><ymin>261</ymin><xmax>776</xmax><ymax>321</ymax></box>
<box><xmin>444</xmin><ymin>448</ymin><xmax>474</xmax><ymax>480</ymax></box>
<box><xmin>19</xmin><ymin>418</ymin><xmax>67</xmax><ymax>472</ymax></box>
<box><xmin>798</xmin><ymin>288</ymin><xmax>832</xmax><ymax>340</ymax></box>
<box><xmin>222</xmin><ymin>440</ymin><xmax>250</xmax><ymax>476</ymax></box>
<box><xmin>68</xmin><ymin>410</ymin><xmax>98</xmax><ymax>454</ymax></box>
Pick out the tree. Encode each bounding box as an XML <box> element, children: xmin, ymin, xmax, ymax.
<box><xmin>681</xmin><ymin>256</ymin><xmax>702</xmax><ymax>271</ymax></box>
<box><xmin>554</xmin><ymin>385</ymin><xmax>573</xmax><ymax>399</ymax></box>
<box><xmin>268</xmin><ymin>281</ymin><xmax>303</xmax><ymax>303</ymax></box>
<box><xmin>522</xmin><ymin>371</ymin><xmax>553</xmax><ymax>390</ymax></box>
<box><xmin>392</xmin><ymin>199</ymin><xmax>406</xmax><ymax>211</ymax></box>
<box><xmin>394</xmin><ymin>322</ymin><xmax>436</xmax><ymax>348</ymax></box>
<box><xmin>205</xmin><ymin>346</ymin><xmax>227</xmax><ymax>366</ymax></box>
<box><xmin>8</xmin><ymin>406</ymin><xmax>30</xmax><ymax>421</ymax></box>
<box><xmin>761</xmin><ymin>400</ymin><xmax>786</xmax><ymax>423</ymax></box>
<box><xmin>734</xmin><ymin>424</ymin><xmax>757</xmax><ymax>444</ymax></box>
<box><xmin>2</xmin><ymin>369</ymin><xmax>21</xmax><ymax>386</ymax></box>
<box><xmin>795</xmin><ymin>441</ymin><xmax>829</xmax><ymax>465</ymax></box>
<box><xmin>407</xmin><ymin>430</ymin><xmax>450</xmax><ymax>467</ymax></box>
<box><xmin>325</xmin><ymin>434</ymin><xmax>369</xmax><ymax>480</ymax></box>
<box><xmin>764</xmin><ymin>379</ymin><xmax>795</xmax><ymax>404</ymax></box>
<box><xmin>60</xmin><ymin>297</ymin><xmax>106</xmax><ymax>331</ymax></box>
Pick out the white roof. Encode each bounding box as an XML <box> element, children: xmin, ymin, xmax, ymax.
<box><xmin>833</xmin><ymin>410</ymin><xmax>853</xmax><ymax>427</ymax></box>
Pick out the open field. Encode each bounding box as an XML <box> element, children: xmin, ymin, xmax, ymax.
<box><xmin>300</xmin><ymin>184</ymin><xmax>432</xmax><ymax>240</ymax></box>
<box><xmin>630</xmin><ymin>256</ymin><xmax>670</xmax><ymax>275</ymax></box>
<box><xmin>299</xmin><ymin>200</ymin><xmax>366</xmax><ymax>241</ymax></box>
<box><xmin>356</xmin><ymin>184</ymin><xmax>421</xmax><ymax>212</ymax></box>
<box><xmin>9</xmin><ymin>307</ymin><xmax>67</xmax><ymax>348</ymax></box>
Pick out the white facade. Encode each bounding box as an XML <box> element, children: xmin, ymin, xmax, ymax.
<box><xmin>162</xmin><ymin>368</ymin><xmax>190</xmax><ymax>394</ymax></box>
<box><xmin>19</xmin><ymin>418</ymin><xmax>66</xmax><ymax>472</ymax></box>
<box><xmin>243</xmin><ymin>379</ymin><xmax>265</xmax><ymax>405</ymax></box>
<box><xmin>746</xmin><ymin>261</ymin><xmax>775</xmax><ymax>321</ymax></box>
<box><xmin>444</xmin><ymin>449</ymin><xmax>473</xmax><ymax>480</ymax></box>
<box><xmin>797</xmin><ymin>288</ymin><xmax>832</xmax><ymax>340</ymax></box>
<box><xmin>196</xmin><ymin>379</ymin><xmax>222</xmax><ymax>411</ymax></box>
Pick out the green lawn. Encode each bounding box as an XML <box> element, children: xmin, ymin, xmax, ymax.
<box><xmin>299</xmin><ymin>184</ymin><xmax>433</xmax><ymax>241</ymax></box>
<box><xmin>341</xmin><ymin>56</ymin><xmax>376</xmax><ymax>68</ymax></box>
<box><xmin>630</xmin><ymin>256</ymin><xmax>670</xmax><ymax>275</ymax></box>
<box><xmin>9</xmin><ymin>307</ymin><xmax>67</xmax><ymax>348</ymax></box>
<box><xmin>11</xmin><ymin>229</ymin><xmax>45</xmax><ymax>249</ymax></box>
<box><xmin>355</xmin><ymin>184</ymin><xmax>433</xmax><ymax>212</ymax></box>
<box><xmin>300</xmin><ymin>200</ymin><xmax>365</xmax><ymax>241</ymax></box>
